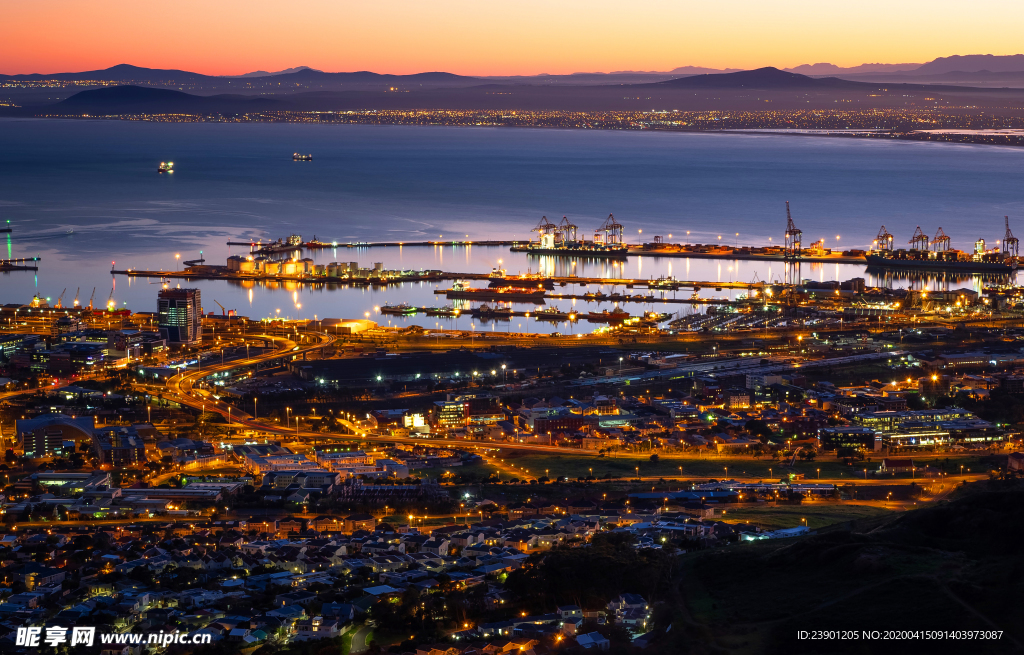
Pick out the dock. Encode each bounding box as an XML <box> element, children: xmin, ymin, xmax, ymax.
<box><xmin>1</xmin><ymin>257</ymin><xmax>40</xmax><ymax>272</ymax></box>
<box><xmin>227</xmin><ymin>239</ymin><xmax>519</xmax><ymax>253</ymax></box>
<box><xmin>628</xmin><ymin>245</ymin><xmax>867</xmax><ymax>264</ymax></box>
<box><xmin>112</xmin><ymin>266</ymin><xmax>772</xmax><ymax>293</ymax></box>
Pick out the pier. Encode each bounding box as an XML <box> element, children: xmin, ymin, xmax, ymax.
<box><xmin>112</xmin><ymin>266</ymin><xmax>772</xmax><ymax>293</ymax></box>
<box><xmin>1</xmin><ymin>257</ymin><xmax>40</xmax><ymax>271</ymax></box>
<box><xmin>226</xmin><ymin>238</ymin><xmax>519</xmax><ymax>254</ymax></box>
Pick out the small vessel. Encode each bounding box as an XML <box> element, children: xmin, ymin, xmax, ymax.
<box><xmin>293</xmin><ymin>153</ymin><xmax>313</xmax><ymax>161</ymax></box>
<box><xmin>475</xmin><ymin>304</ymin><xmax>513</xmax><ymax>318</ymax></box>
<box><xmin>533</xmin><ymin>307</ymin><xmax>576</xmax><ymax>322</ymax></box>
<box><xmin>157</xmin><ymin>161</ymin><xmax>174</xmax><ymax>173</ymax></box>
<box><xmin>424</xmin><ymin>306</ymin><xmax>461</xmax><ymax>317</ymax></box>
<box><xmin>380</xmin><ymin>303</ymin><xmax>419</xmax><ymax>316</ymax></box>
<box><xmin>587</xmin><ymin>309</ymin><xmax>630</xmax><ymax>323</ymax></box>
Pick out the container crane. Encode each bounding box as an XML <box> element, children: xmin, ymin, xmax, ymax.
<box><xmin>558</xmin><ymin>216</ymin><xmax>578</xmax><ymax>244</ymax></box>
<box><xmin>874</xmin><ymin>226</ymin><xmax>894</xmax><ymax>251</ymax></box>
<box><xmin>596</xmin><ymin>213</ymin><xmax>623</xmax><ymax>245</ymax></box>
<box><xmin>932</xmin><ymin>228</ymin><xmax>951</xmax><ymax>252</ymax></box>
<box><xmin>784</xmin><ymin>201</ymin><xmax>802</xmax><ymax>260</ymax></box>
<box><xmin>1004</xmin><ymin>216</ymin><xmax>1019</xmax><ymax>257</ymax></box>
<box><xmin>909</xmin><ymin>226</ymin><xmax>930</xmax><ymax>250</ymax></box>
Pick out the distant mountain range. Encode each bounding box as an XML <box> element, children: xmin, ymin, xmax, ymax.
<box><xmin>25</xmin><ymin>66</ymin><xmax>1024</xmax><ymax>116</ymax></box>
<box><xmin>7</xmin><ymin>54</ymin><xmax>1024</xmax><ymax>88</ymax></box>
<box><xmin>224</xmin><ymin>66</ymin><xmax>314</xmax><ymax>78</ymax></box>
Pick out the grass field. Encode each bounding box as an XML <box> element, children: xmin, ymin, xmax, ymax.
<box><xmin>719</xmin><ymin>502</ymin><xmax>894</xmax><ymax>530</ymax></box>
<box><xmin>480</xmin><ymin>450</ymin><xmax>989</xmax><ymax>483</ymax></box>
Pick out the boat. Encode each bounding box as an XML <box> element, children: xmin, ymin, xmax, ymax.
<box><xmin>380</xmin><ymin>303</ymin><xmax>420</xmax><ymax>316</ymax></box>
<box><xmin>865</xmin><ymin>250</ymin><xmax>1017</xmax><ymax>273</ymax></box>
<box><xmin>443</xmin><ymin>281</ymin><xmax>546</xmax><ymax>303</ymax></box>
<box><xmin>533</xmin><ymin>307</ymin><xmax>576</xmax><ymax>322</ymax></box>
<box><xmin>293</xmin><ymin>153</ymin><xmax>313</xmax><ymax>161</ymax></box>
<box><xmin>475</xmin><ymin>304</ymin><xmax>513</xmax><ymax>318</ymax></box>
<box><xmin>586</xmin><ymin>309</ymin><xmax>631</xmax><ymax>323</ymax></box>
<box><xmin>157</xmin><ymin>161</ymin><xmax>174</xmax><ymax>173</ymax></box>
<box><xmin>424</xmin><ymin>306</ymin><xmax>461</xmax><ymax>317</ymax></box>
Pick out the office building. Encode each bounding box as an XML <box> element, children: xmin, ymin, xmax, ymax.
<box><xmin>158</xmin><ymin>288</ymin><xmax>202</xmax><ymax>346</ymax></box>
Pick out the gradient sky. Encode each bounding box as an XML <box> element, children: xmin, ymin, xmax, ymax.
<box><xmin>5</xmin><ymin>0</ymin><xmax>1024</xmax><ymax>76</ymax></box>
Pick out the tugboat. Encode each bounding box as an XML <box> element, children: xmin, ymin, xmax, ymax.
<box><xmin>587</xmin><ymin>308</ymin><xmax>631</xmax><ymax>323</ymax></box>
<box><xmin>533</xmin><ymin>307</ymin><xmax>577</xmax><ymax>322</ymax></box>
<box><xmin>380</xmin><ymin>303</ymin><xmax>419</xmax><ymax>316</ymax></box>
<box><xmin>424</xmin><ymin>306</ymin><xmax>461</xmax><ymax>317</ymax></box>
<box><xmin>293</xmin><ymin>153</ymin><xmax>313</xmax><ymax>161</ymax></box>
<box><xmin>157</xmin><ymin>161</ymin><xmax>174</xmax><ymax>173</ymax></box>
<box><xmin>475</xmin><ymin>304</ymin><xmax>513</xmax><ymax>319</ymax></box>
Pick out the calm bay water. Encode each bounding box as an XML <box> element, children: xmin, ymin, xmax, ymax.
<box><xmin>2</xmin><ymin>118</ymin><xmax>1024</xmax><ymax>324</ymax></box>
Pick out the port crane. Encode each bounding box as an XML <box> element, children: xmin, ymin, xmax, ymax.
<box><xmin>87</xmin><ymin>287</ymin><xmax>95</xmax><ymax>310</ymax></box>
<box><xmin>558</xmin><ymin>216</ymin><xmax>578</xmax><ymax>244</ymax></box>
<box><xmin>909</xmin><ymin>226</ymin><xmax>930</xmax><ymax>250</ymax></box>
<box><xmin>72</xmin><ymin>287</ymin><xmax>80</xmax><ymax>307</ymax></box>
<box><xmin>932</xmin><ymin>228</ymin><xmax>951</xmax><ymax>252</ymax></box>
<box><xmin>784</xmin><ymin>201</ymin><xmax>802</xmax><ymax>260</ymax></box>
<box><xmin>596</xmin><ymin>214</ymin><xmax>623</xmax><ymax>245</ymax></box>
<box><xmin>106</xmin><ymin>288</ymin><xmax>114</xmax><ymax>310</ymax></box>
<box><xmin>213</xmin><ymin>299</ymin><xmax>229</xmax><ymax>316</ymax></box>
<box><xmin>874</xmin><ymin>226</ymin><xmax>894</xmax><ymax>251</ymax></box>
<box><xmin>54</xmin><ymin>288</ymin><xmax>66</xmax><ymax>309</ymax></box>
<box><xmin>1004</xmin><ymin>216</ymin><xmax>1019</xmax><ymax>257</ymax></box>
<box><xmin>532</xmin><ymin>216</ymin><xmax>557</xmax><ymax>243</ymax></box>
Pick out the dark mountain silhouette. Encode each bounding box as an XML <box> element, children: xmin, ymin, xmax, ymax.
<box><xmin>655</xmin><ymin>67</ymin><xmax>866</xmax><ymax>88</ymax></box>
<box><xmin>55</xmin><ymin>85</ymin><xmax>283</xmax><ymax>113</ymax></box>
<box><xmin>0</xmin><ymin>63</ymin><xmax>213</xmax><ymax>82</ymax></box>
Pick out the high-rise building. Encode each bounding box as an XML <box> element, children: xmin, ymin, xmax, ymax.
<box><xmin>158</xmin><ymin>288</ymin><xmax>202</xmax><ymax>345</ymax></box>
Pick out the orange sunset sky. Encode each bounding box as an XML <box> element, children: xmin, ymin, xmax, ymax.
<box><xmin>4</xmin><ymin>0</ymin><xmax>1024</xmax><ymax>76</ymax></box>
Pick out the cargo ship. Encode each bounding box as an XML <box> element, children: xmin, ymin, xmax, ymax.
<box><xmin>865</xmin><ymin>223</ymin><xmax>1019</xmax><ymax>274</ymax></box>
<box><xmin>293</xmin><ymin>153</ymin><xmax>313</xmax><ymax>161</ymax></box>
<box><xmin>442</xmin><ymin>282</ymin><xmax>546</xmax><ymax>303</ymax></box>
<box><xmin>510</xmin><ymin>214</ymin><xmax>630</xmax><ymax>259</ymax></box>
<box><xmin>157</xmin><ymin>161</ymin><xmax>174</xmax><ymax>173</ymax></box>
<box><xmin>865</xmin><ymin>250</ymin><xmax>1016</xmax><ymax>273</ymax></box>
